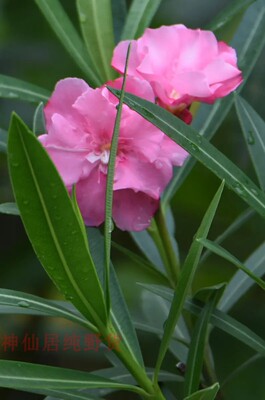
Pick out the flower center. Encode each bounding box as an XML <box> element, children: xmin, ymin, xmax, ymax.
<box><xmin>86</xmin><ymin>142</ymin><xmax>112</xmax><ymax>171</ymax></box>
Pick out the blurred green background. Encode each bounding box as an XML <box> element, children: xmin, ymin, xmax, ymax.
<box><xmin>0</xmin><ymin>0</ymin><xmax>265</xmax><ymax>399</ymax></box>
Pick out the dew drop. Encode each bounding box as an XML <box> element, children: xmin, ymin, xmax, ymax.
<box><xmin>108</xmin><ymin>219</ymin><xmax>114</xmax><ymax>233</ymax></box>
<box><xmin>233</xmin><ymin>184</ymin><xmax>246</xmax><ymax>197</ymax></box>
<box><xmin>196</xmin><ymin>134</ymin><xmax>202</xmax><ymax>144</ymax></box>
<box><xmin>79</xmin><ymin>13</ymin><xmax>87</xmax><ymax>23</ymax></box>
<box><xmin>8</xmin><ymin>92</ymin><xmax>19</xmax><ymax>99</ymax></box>
<box><xmin>23</xmin><ymin>200</ymin><xmax>29</xmax><ymax>205</ymax></box>
<box><xmin>250</xmin><ymin>188</ymin><xmax>259</xmax><ymax>196</ymax></box>
<box><xmin>247</xmin><ymin>131</ymin><xmax>255</xmax><ymax>145</ymax></box>
<box><xmin>191</xmin><ymin>144</ymin><xmax>199</xmax><ymax>152</ymax></box>
<box><xmin>18</xmin><ymin>301</ymin><xmax>30</xmax><ymax>308</ymax></box>
<box><xmin>11</xmin><ymin>162</ymin><xmax>20</xmax><ymax>167</ymax></box>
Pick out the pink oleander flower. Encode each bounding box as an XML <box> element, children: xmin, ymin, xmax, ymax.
<box><xmin>112</xmin><ymin>24</ymin><xmax>243</xmax><ymax>123</ymax></box>
<box><xmin>39</xmin><ymin>77</ymin><xmax>188</xmax><ymax>231</ymax></box>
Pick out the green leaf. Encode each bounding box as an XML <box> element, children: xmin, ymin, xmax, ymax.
<box><xmin>0</xmin><ymin>74</ymin><xmax>50</xmax><ymax>102</ymax></box>
<box><xmin>0</xmin><ymin>360</ymin><xmax>143</xmax><ymax>395</ymax></box>
<box><xmin>33</xmin><ymin>390</ymin><xmax>101</xmax><ymax>400</ymax></box>
<box><xmin>184</xmin><ymin>383</ymin><xmax>220</xmax><ymax>400</ymax></box>
<box><xmin>104</xmin><ymin>45</ymin><xmax>131</xmax><ymax>316</ymax></box>
<box><xmin>153</xmin><ymin>182</ymin><xmax>224</xmax><ymax>382</ymax></box>
<box><xmin>198</xmin><ymin>239</ymin><xmax>265</xmax><ymax>291</ymax></box>
<box><xmin>8</xmin><ymin>113</ymin><xmax>107</xmax><ymax>329</ymax></box>
<box><xmin>110</xmin><ymin>89</ymin><xmax>265</xmax><ymax>219</ymax></box>
<box><xmin>200</xmin><ymin>208</ymin><xmax>255</xmax><ymax>264</ymax></box>
<box><xmin>121</xmin><ymin>0</ymin><xmax>162</xmax><ymax>40</ymax></box>
<box><xmin>0</xmin><ymin>128</ymin><xmax>8</xmax><ymax>152</ymax></box>
<box><xmin>0</xmin><ymin>289</ymin><xmax>96</xmax><ymax>331</ymax></box>
<box><xmin>76</xmin><ymin>0</ymin><xmax>116</xmax><ymax>82</ymax></box>
<box><xmin>235</xmin><ymin>95</ymin><xmax>265</xmax><ymax>191</ymax></box>
<box><xmin>33</xmin><ymin>102</ymin><xmax>46</xmax><ymax>136</ymax></box>
<box><xmin>130</xmin><ymin>230</ymin><xmax>164</xmax><ymax>272</ymax></box>
<box><xmin>184</xmin><ymin>289</ymin><xmax>222</xmax><ymax>396</ymax></box>
<box><xmin>40</xmin><ymin>366</ymin><xmax>178</xmax><ymax>399</ymax></box>
<box><xmin>141</xmin><ymin>284</ymin><xmax>265</xmax><ymax>355</ymax></box>
<box><xmin>87</xmin><ymin>227</ymin><xmax>144</xmax><ymax>368</ymax></box>
<box><xmin>140</xmin><ymin>289</ymin><xmax>189</xmax><ymax>362</ymax></box>
<box><xmin>207</xmin><ymin>0</ymin><xmax>255</xmax><ymax>31</ymax></box>
<box><xmin>163</xmin><ymin>0</ymin><xmax>265</xmax><ymax>203</ymax></box>
<box><xmin>34</xmin><ymin>0</ymin><xmax>101</xmax><ymax>86</ymax></box>
<box><xmin>219</xmin><ymin>240</ymin><xmax>265</xmax><ymax>312</ymax></box>
<box><xmin>111</xmin><ymin>0</ymin><xmax>127</xmax><ymax>43</ymax></box>
<box><xmin>221</xmin><ymin>354</ymin><xmax>262</xmax><ymax>388</ymax></box>
<box><xmin>0</xmin><ymin>202</ymin><xmax>19</xmax><ymax>215</ymax></box>
<box><xmin>112</xmin><ymin>241</ymin><xmax>170</xmax><ymax>285</ymax></box>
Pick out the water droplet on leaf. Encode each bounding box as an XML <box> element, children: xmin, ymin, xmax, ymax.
<box><xmin>247</xmin><ymin>131</ymin><xmax>255</xmax><ymax>145</ymax></box>
<box><xmin>80</xmin><ymin>13</ymin><xmax>87</xmax><ymax>23</ymax></box>
<box><xmin>8</xmin><ymin>92</ymin><xmax>19</xmax><ymax>99</ymax></box>
<box><xmin>18</xmin><ymin>301</ymin><xmax>30</xmax><ymax>308</ymax></box>
<box><xmin>250</xmin><ymin>188</ymin><xmax>259</xmax><ymax>196</ymax></box>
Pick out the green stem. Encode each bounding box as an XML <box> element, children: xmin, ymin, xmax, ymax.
<box><xmin>103</xmin><ymin>323</ymin><xmax>166</xmax><ymax>400</ymax></box>
<box><xmin>148</xmin><ymin>206</ymin><xmax>180</xmax><ymax>287</ymax></box>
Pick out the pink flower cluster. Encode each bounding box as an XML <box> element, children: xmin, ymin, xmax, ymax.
<box><xmin>39</xmin><ymin>25</ymin><xmax>242</xmax><ymax>231</ymax></box>
<box><xmin>112</xmin><ymin>25</ymin><xmax>242</xmax><ymax>123</ymax></box>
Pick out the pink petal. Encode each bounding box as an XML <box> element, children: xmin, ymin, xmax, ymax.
<box><xmin>76</xmin><ymin>169</ymin><xmax>107</xmax><ymax>227</ymax></box>
<box><xmin>113</xmin><ymin>189</ymin><xmax>159</xmax><ymax>231</ymax></box>
<box><xmin>44</xmin><ymin>78</ymin><xmax>89</xmax><ymax>130</ymax></box>
<box><xmin>39</xmin><ymin>114</ymin><xmax>92</xmax><ymax>186</ymax></box>
<box><xmin>73</xmin><ymin>88</ymin><xmax>116</xmax><ymax>143</ymax></box>
<box><xmin>172</xmin><ymin>71</ymin><xmax>212</xmax><ymax>97</ymax></box>
<box><xmin>114</xmin><ymin>155</ymin><xmax>173</xmax><ymax>199</ymax></box>
<box><xmin>107</xmin><ymin>76</ymin><xmax>155</xmax><ymax>104</ymax></box>
<box><xmin>112</xmin><ymin>40</ymin><xmax>141</xmax><ymax>77</ymax></box>
<box><xmin>160</xmin><ymin>136</ymin><xmax>189</xmax><ymax>165</ymax></box>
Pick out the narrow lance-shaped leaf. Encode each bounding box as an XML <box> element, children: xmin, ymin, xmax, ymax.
<box><xmin>87</xmin><ymin>227</ymin><xmax>144</xmax><ymax>368</ymax></box>
<box><xmin>200</xmin><ymin>208</ymin><xmax>255</xmax><ymax>264</ymax></box>
<box><xmin>76</xmin><ymin>0</ymin><xmax>117</xmax><ymax>82</ymax></box>
<box><xmin>0</xmin><ymin>74</ymin><xmax>50</xmax><ymax>102</ymax></box>
<box><xmin>104</xmin><ymin>44</ymin><xmax>131</xmax><ymax>316</ymax></box>
<box><xmin>184</xmin><ymin>288</ymin><xmax>222</xmax><ymax>396</ymax></box>
<box><xmin>33</xmin><ymin>102</ymin><xmax>45</xmax><ymax>136</ymax></box>
<box><xmin>8</xmin><ymin>113</ymin><xmax>107</xmax><ymax>329</ymax></box>
<box><xmin>30</xmin><ymin>389</ymin><xmax>101</xmax><ymax>400</ymax></box>
<box><xmin>111</xmin><ymin>0</ymin><xmax>127</xmax><ymax>43</ymax></box>
<box><xmin>121</xmin><ymin>0</ymin><xmax>162</xmax><ymax>40</ymax></box>
<box><xmin>0</xmin><ymin>360</ymin><xmax>145</xmax><ymax>396</ymax></box>
<box><xmin>198</xmin><ymin>238</ymin><xmax>265</xmax><ymax>291</ymax></box>
<box><xmin>110</xmin><ymin>89</ymin><xmax>265</xmax><ymax>220</ymax></box>
<box><xmin>141</xmin><ymin>283</ymin><xmax>265</xmax><ymax>355</ymax></box>
<box><xmin>0</xmin><ymin>203</ymin><xmax>19</xmax><ymax>216</ymax></box>
<box><xmin>153</xmin><ymin>182</ymin><xmax>224</xmax><ymax>382</ymax></box>
<box><xmin>219</xmin><ymin>240</ymin><xmax>265</xmax><ymax>312</ymax></box>
<box><xmin>163</xmin><ymin>0</ymin><xmax>265</xmax><ymax>203</ymax></box>
<box><xmin>0</xmin><ymin>288</ymin><xmax>96</xmax><ymax>332</ymax></box>
<box><xmin>112</xmin><ymin>241</ymin><xmax>170</xmax><ymax>285</ymax></box>
<box><xmin>235</xmin><ymin>95</ymin><xmax>265</xmax><ymax>191</ymax></box>
<box><xmin>207</xmin><ymin>0</ymin><xmax>255</xmax><ymax>31</ymax></box>
<box><xmin>183</xmin><ymin>383</ymin><xmax>220</xmax><ymax>400</ymax></box>
<box><xmin>0</xmin><ymin>128</ymin><xmax>8</xmax><ymax>152</ymax></box>
<box><xmin>34</xmin><ymin>0</ymin><xmax>101</xmax><ymax>86</ymax></box>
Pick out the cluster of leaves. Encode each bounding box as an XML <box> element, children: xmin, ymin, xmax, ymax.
<box><xmin>0</xmin><ymin>1</ymin><xmax>265</xmax><ymax>400</ymax></box>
